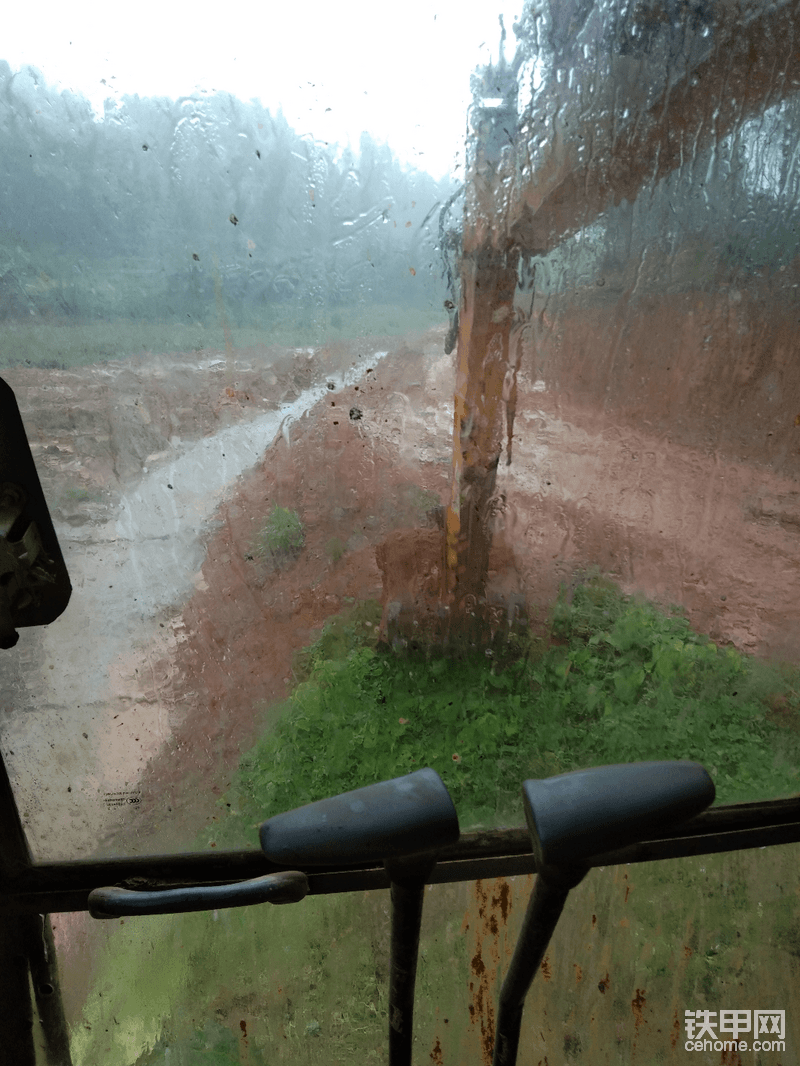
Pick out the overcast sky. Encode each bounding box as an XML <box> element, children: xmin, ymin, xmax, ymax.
<box><xmin>4</xmin><ymin>0</ymin><xmax>521</xmax><ymax>178</ymax></box>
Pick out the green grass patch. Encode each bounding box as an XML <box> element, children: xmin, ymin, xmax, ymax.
<box><xmin>210</xmin><ymin>574</ymin><xmax>800</xmax><ymax>845</ymax></box>
<box><xmin>138</xmin><ymin>1018</ymin><xmax>269</xmax><ymax>1065</ymax></box>
<box><xmin>0</xmin><ymin>320</ymin><xmax>216</xmax><ymax>369</ymax></box>
<box><xmin>398</xmin><ymin>482</ymin><xmax>441</xmax><ymax>515</ymax></box>
<box><xmin>289</xmin><ymin>600</ymin><xmax>383</xmax><ymax>686</ymax></box>
<box><xmin>58</xmin><ymin>485</ymin><xmax>104</xmax><ymax>504</ymax></box>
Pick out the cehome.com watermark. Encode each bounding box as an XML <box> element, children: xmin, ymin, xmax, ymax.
<box><xmin>684</xmin><ymin>1010</ymin><xmax>786</xmax><ymax>1053</ymax></box>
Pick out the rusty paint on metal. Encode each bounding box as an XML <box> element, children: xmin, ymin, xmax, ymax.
<box><xmin>429</xmin><ymin>1034</ymin><xmax>443</xmax><ymax>1065</ymax></box>
<box><xmin>631</xmin><ymin>986</ymin><xmax>648</xmax><ymax>1060</ymax></box>
<box><xmin>671</xmin><ymin>1007</ymin><xmax>681</xmax><ymax>1050</ymax></box>
<box><xmin>493</xmin><ymin>879</ymin><xmax>512</xmax><ymax>925</ymax></box>
<box><xmin>668</xmin><ymin>918</ymin><xmax>697</xmax><ymax>1053</ymax></box>
<box><xmin>239</xmin><ymin>1016</ymin><xmax>252</xmax><ymax>1066</ymax></box>
<box><xmin>621</xmin><ymin>869</ymin><xmax>631</xmax><ymax>905</ymax></box>
<box><xmin>466</xmin><ymin>878</ymin><xmax>516</xmax><ymax>1064</ymax></box>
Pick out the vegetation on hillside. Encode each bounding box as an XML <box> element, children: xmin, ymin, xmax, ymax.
<box><xmin>251</xmin><ymin>506</ymin><xmax>305</xmax><ymax>570</ymax></box>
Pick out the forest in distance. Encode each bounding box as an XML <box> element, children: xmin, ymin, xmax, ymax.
<box><xmin>0</xmin><ymin>60</ymin><xmax>457</xmax><ymax>344</ymax></box>
<box><xmin>3</xmin><ymin>43</ymin><xmax>800</xmax><ymax>366</ymax></box>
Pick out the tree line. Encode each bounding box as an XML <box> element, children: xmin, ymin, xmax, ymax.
<box><xmin>0</xmin><ymin>61</ymin><xmax>457</xmax><ymax>327</ymax></box>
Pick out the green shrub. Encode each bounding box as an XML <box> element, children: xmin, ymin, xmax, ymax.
<box><xmin>59</xmin><ymin>485</ymin><xmax>104</xmax><ymax>505</ymax></box>
<box><xmin>401</xmin><ymin>483</ymin><xmax>441</xmax><ymax>514</ymax></box>
<box><xmin>253</xmin><ymin>505</ymin><xmax>304</xmax><ymax>568</ymax></box>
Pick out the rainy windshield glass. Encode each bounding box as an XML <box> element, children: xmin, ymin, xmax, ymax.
<box><xmin>1</xmin><ymin>0</ymin><xmax>799</xmax><ymax>871</ymax></box>
<box><xmin>3</xmin><ymin>3</ymin><xmax>800</xmax><ymax>1065</ymax></box>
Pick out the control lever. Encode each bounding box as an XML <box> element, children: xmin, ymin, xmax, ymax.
<box><xmin>260</xmin><ymin>768</ymin><xmax>460</xmax><ymax>1066</ymax></box>
<box><xmin>492</xmin><ymin>760</ymin><xmax>715</xmax><ymax>1066</ymax></box>
<box><xmin>89</xmin><ymin>767</ymin><xmax>458</xmax><ymax>1066</ymax></box>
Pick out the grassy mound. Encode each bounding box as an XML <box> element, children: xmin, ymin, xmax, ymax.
<box><xmin>211</xmin><ymin>575</ymin><xmax>800</xmax><ymax>843</ymax></box>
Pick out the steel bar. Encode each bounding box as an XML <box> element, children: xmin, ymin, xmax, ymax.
<box><xmin>5</xmin><ymin>794</ymin><xmax>792</xmax><ymax>889</ymax></box>
<box><xmin>0</xmin><ymin>916</ymin><xmax>37</xmax><ymax>1066</ymax></box>
<box><xmin>384</xmin><ymin>855</ymin><xmax>438</xmax><ymax>1066</ymax></box>
<box><xmin>255</xmin><ymin>770</ymin><xmax>459</xmax><ymax>1064</ymax></box>
<box><xmin>492</xmin><ymin>865</ymin><xmax>588</xmax><ymax>1066</ymax></box>
<box><xmin>24</xmin><ymin>914</ymin><xmax>73</xmax><ymax>1066</ymax></box>
<box><xmin>0</xmin><ymin>748</ymin><xmax>33</xmax><ymax>882</ymax></box>
<box><xmin>492</xmin><ymin>763</ymin><xmax>716</xmax><ymax>1066</ymax></box>
<box><xmin>387</xmin><ymin>881</ymin><xmax>425</xmax><ymax>1066</ymax></box>
<box><xmin>0</xmin><ymin>757</ymin><xmax>40</xmax><ymax>1065</ymax></box>
<box><xmin>87</xmin><ymin>870</ymin><xmax>309</xmax><ymax>918</ymax></box>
